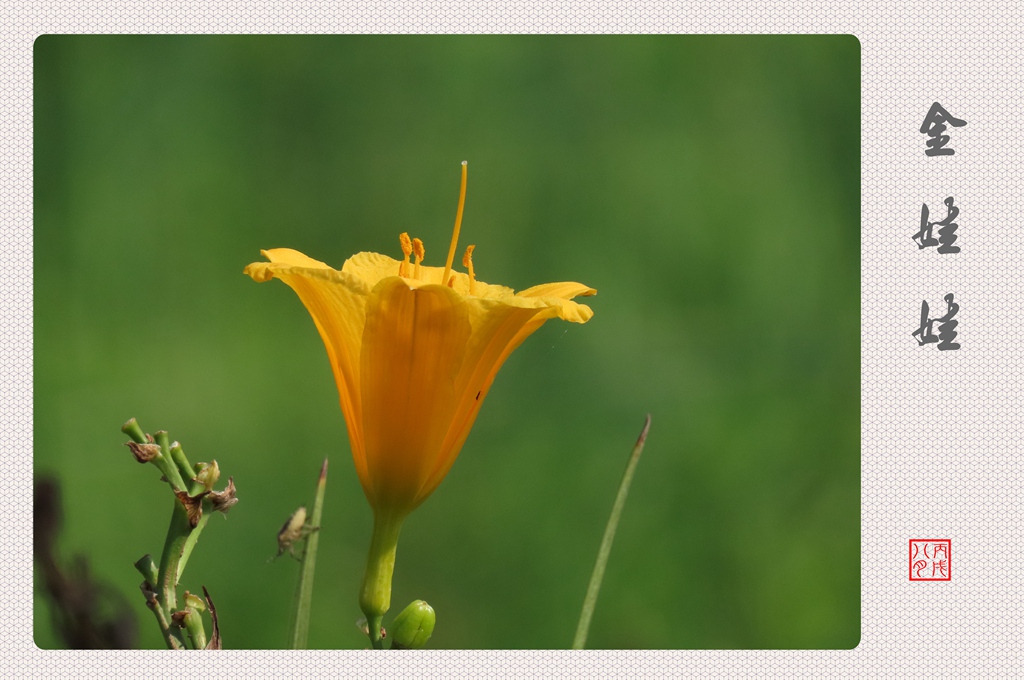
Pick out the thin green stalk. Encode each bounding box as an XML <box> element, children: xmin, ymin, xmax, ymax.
<box><xmin>122</xmin><ymin>418</ymin><xmax>187</xmax><ymax>493</ymax></box>
<box><xmin>175</xmin><ymin>511</ymin><xmax>211</xmax><ymax>583</ymax></box>
<box><xmin>154</xmin><ymin>499</ymin><xmax>192</xmax><ymax>649</ymax></box>
<box><xmin>149</xmin><ymin>597</ymin><xmax>185</xmax><ymax>650</ymax></box>
<box><xmin>157</xmin><ymin>499</ymin><xmax>192</xmax><ymax>613</ymax></box>
<box><xmin>153</xmin><ymin>430</ymin><xmax>189</xmax><ymax>492</ymax></box>
<box><xmin>169</xmin><ymin>441</ymin><xmax>202</xmax><ymax>493</ymax></box>
<box><xmin>121</xmin><ymin>418</ymin><xmax>147</xmax><ymax>444</ymax></box>
<box><xmin>134</xmin><ymin>554</ymin><xmax>184</xmax><ymax>648</ymax></box>
<box><xmin>360</xmin><ymin>511</ymin><xmax>405</xmax><ymax>649</ymax></box>
<box><xmin>290</xmin><ymin>458</ymin><xmax>329</xmax><ymax>649</ymax></box>
<box><xmin>572</xmin><ymin>414</ymin><xmax>651</xmax><ymax>650</ymax></box>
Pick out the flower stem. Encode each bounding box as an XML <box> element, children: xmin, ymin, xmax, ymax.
<box><xmin>290</xmin><ymin>458</ymin><xmax>328</xmax><ymax>649</ymax></box>
<box><xmin>572</xmin><ymin>414</ymin><xmax>651</xmax><ymax>650</ymax></box>
<box><xmin>149</xmin><ymin>595</ymin><xmax>185</xmax><ymax>650</ymax></box>
<box><xmin>153</xmin><ymin>430</ymin><xmax>189</xmax><ymax>492</ymax></box>
<box><xmin>175</xmin><ymin>510</ymin><xmax>211</xmax><ymax>584</ymax></box>
<box><xmin>157</xmin><ymin>498</ymin><xmax>192</xmax><ymax>614</ymax></box>
<box><xmin>121</xmin><ymin>418</ymin><xmax>147</xmax><ymax>443</ymax></box>
<box><xmin>359</xmin><ymin>511</ymin><xmax>405</xmax><ymax>649</ymax></box>
<box><xmin>169</xmin><ymin>441</ymin><xmax>203</xmax><ymax>494</ymax></box>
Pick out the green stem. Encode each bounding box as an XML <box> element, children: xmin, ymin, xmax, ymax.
<box><xmin>148</xmin><ymin>598</ymin><xmax>185</xmax><ymax>650</ymax></box>
<box><xmin>290</xmin><ymin>458</ymin><xmax>329</xmax><ymax>649</ymax></box>
<box><xmin>153</xmin><ymin>431</ymin><xmax>188</xmax><ymax>492</ymax></box>
<box><xmin>122</xmin><ymin>418</ymin><xmax>187</xmax><ymax>492</ymax></box>
<box><xmin>121</xmin><ymin>418</ymin><xmax>147</xmax><ymax>443</ymax></box>
<box><xmin>184</xmin><ymin>608</ymin><xmax>208</xmax><ymax>650</ymax></box>
<box><xmin>134</xmin><ymin>554</ymin><xmax>159</xmax><ymax>586</ymax></box>
<box><xmin>152</xmin><ymin>499</ymin><xmax>192</xmax><ymax>649</ymax></box>
<box><xmin>175</xmin><ymin>510</ymin><xmax>211</xmax><ymax>584</ymax></box>
<box><xmin>157</xmin><ymin>499</ymin><xmax>192</xmax><ymax>614</ymax></box>
<box><xmin>572</xmin><ymin>414</ymin><xmax>651</xmax><ymax>650</ymax></box>
<box><xmin>359</xmin><ymin>510</ymin><xmax>406</xmax><ymax>649</ymax></box>
<box><xmin>169</xmin><ymin>441</ymin><xmax>199</xmax><ymax>492</ymax></box>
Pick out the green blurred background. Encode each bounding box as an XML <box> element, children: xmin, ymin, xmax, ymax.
<box><xmin>33</xmin><ymin>35</ymin><xmax>860</xmax><ymax>649</ymax></box>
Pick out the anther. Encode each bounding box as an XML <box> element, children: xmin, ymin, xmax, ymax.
<box><xmin>412</xmin><ymin>238</ymin><xmax>425</xmax><ymax>279</ymax></box>
<box><xmin>462</xmin><ymin>244</ymin><xmax>476</xmax><ymax>295</ymax></box>
<box><xmin>398</xmin><ymin>232</ymin><xmax>413</xmax><ymax>277</ymax></box>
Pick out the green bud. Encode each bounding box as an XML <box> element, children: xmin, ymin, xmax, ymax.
<box><xmin>184</xmin><ymin>591</ymin><xmax>206</xmax><ymax>612</ymax></box>
<box><xmin>172</xmin><ymin>601</ymin><xmax>208</xmax><ymax>650</ymax></box>
<box><xmin>389</xmin><ymin>600</ymin><xmax>435</xmax><ymax>649</ymax></box>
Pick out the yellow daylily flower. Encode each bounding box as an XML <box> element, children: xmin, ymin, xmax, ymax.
<box><xmin>244</xmin><ymin>162</ymin><xmax>594</xmax><ymax>646</ymax></box>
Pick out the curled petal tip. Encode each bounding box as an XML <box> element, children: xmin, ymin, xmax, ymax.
<box><xmin>243</xmin><ymin>262</ymin><xmax>274</xmax><ymax>283</ymax></box>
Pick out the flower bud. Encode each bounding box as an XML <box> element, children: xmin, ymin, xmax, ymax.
<box><xmin>389</xmin><ymin>600</ymin><xmax>435</xmax><ymax>649</ymax></box>
<box><xmin>172</xmin><ymin>591</ymin><xmax>208</xmax><ymax>650</ymax></box>
<box><xmin>184</xmin><ymin>591</ymin><xmax>206</xmax><ymax>612</ymax></box>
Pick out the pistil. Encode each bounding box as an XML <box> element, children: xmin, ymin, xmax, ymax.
<box><xmin>442</xmin><ymin>161</ymin><xmax>468</xmax><ymax>285</ymax></box>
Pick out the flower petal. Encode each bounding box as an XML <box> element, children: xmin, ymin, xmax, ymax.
<box><xmin>415</xmin><ymin>301</ymin><xmax>559</xmax><ymax>503</ymax></box>
<box><xmin>342</xmin><ymin>251</ymin><xmax>515</xmax><ymax>300</ymax></box>
<box><xmin>516</xmin><ymin>281</ymin><xmax>597</xmax><ymax>299</ymax></box>
<box><xmin>359</xmin><ymin>277</ymin><xmax>471</xmax><ymax>513</ymax></box>
<box><xmin>244</xmin><ymin>252</ymin><xmax>370</xmax><ymax>491</ymax></box>
<box><xmin>341</xmin><ymin>251</ymin><xmax>405</xmax><ymax>289</ymax></box>
<box><xmin>515</xmin><ymin>281</ymin><xmax>596</xmax><ymax>324</ymax></box>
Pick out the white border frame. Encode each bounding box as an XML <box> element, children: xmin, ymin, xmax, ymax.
<box><xmin>7</xmin><ymin>1</ymin><xmax>1022</xmax><ymax>676</ymax></box>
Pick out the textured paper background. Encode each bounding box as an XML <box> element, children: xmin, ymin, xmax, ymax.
<box><xmin>6</xmin><ymin>1</ymin><xmax>1023</xmax><ymax>676</ymax></box>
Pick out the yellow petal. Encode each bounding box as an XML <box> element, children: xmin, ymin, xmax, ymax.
<box><xmin>416</xmin><ymin>302</ymin><xmax>559</xmax><ymax>502</ymax></box>
<box><xmin>262</xmin><ymin>248</ymin><xmax>335</xmax><ymax>270</ymax></box>
<box><xmin>342</xmin><ymin>251</ymin><xmax>517</xmax><ymax>300</ymax></box>
<box><xmin>244</xmin><ymin>251</ymin><xmax>370</xmax><ymax>491</ymax></box>
<box><xmin>515</xmin><ymin>281</ymin><xmax>596</xmax><ymax>324</ymax></box>
<box><xmin>359</xmin><ymin>277</ymin><xmax>471</xmax><ymax>513</ymax></box>
<box><xmin>342</xmin><ymin>251</ymin><xmax>405</xmax><ymax>289</ymax></box>
<box><xmin>516</xmin><ymin>281</ymin><xmax>597</xmax><ymax>299</ymax></box>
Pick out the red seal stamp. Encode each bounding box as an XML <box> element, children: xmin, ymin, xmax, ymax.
<box><xmin>909</xmin><ymin>539</ymin><xmax>951</xmax><ymax>581</ymax></box>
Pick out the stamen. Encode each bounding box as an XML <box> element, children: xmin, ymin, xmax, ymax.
<box><xmin>448</xmin><ymin>275</ymin><xmax>455</xmax><ymax>288</ymax></box>
<box><xmin>412</xmin><ymin>237</ymin><xmax>425</xmax><ymax>279</ymax></box>
<box><xmin>442</xmin><ymin>161</ymin><xmax>468</xmax><ymax>285</ymax></box>
<box><xmin>398</xmin><ymin>232</ymin><xmax>413</xmax><ymax>277</ymax></box>
<box><xmin>462</xmin><ymin>244</ymin><xmax>476</xmax><ymax>295</ymax></box>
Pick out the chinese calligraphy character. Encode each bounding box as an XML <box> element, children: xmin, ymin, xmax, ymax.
<box><xmin>920</xmin><ymin>102</ymin><xmax>966</xmax><ymax>156</ymax></box>
<box><xmin>912</xmin><ymin>294</ymin><xmax>960</xmax><ymax>350</ymax></box>
<box><xmin>913</xmin><ymin>197</ymin><xmax>960</xmax><ymax>254</ymax></box>
<box><xmin>909</xmin><ymin>539</ymin><xmax>952</xmax><ymax>581</ymax></box>
<box><xmin>912</xmin><ymin>300</ymin><xmax>938</xmax><ymax>346</ymax></box>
